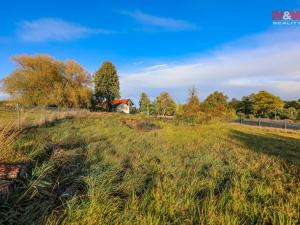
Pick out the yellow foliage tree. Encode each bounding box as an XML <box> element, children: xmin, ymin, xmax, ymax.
<box><xmin>2</xmin><ymin>55</ymin><xmax>92</xmax><ymax>108</ymax></box>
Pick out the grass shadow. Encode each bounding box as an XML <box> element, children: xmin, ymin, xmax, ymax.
<box><xmin>230</xmin><ymin>129</ymin><xmax>300</xmax><ymax>166</ymax></box>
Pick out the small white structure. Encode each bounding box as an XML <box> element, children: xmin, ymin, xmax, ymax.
<box><xmin>112</xmin><ymin>99</ymin><xmax>134</xmax><ymax>114</ymax></box>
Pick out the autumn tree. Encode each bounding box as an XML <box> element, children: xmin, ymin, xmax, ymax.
<box><xmin>252</xmin><ymin>91</ymin><xmax>284</xmax><ymax>118</ymax></box>
<box><xmin>286</xmin><ymin>107</ymin><xmax>298</xmax><ymax>120</ymax></box>
<box><xmin>62</xmin><ymin>60</ymin><xmax>92</xmax><ymax>108</ymax></box>
<box><xmin>176</xmin><ymin>104</ymin><xmax>184</xmax><ymax>116</ymax></box>
<box><xmin>2</xmin><ymin>54</ymin><xmax>92</xmax><ymax>108</ymax></box>
<box><xmin>139</xmin><ymin>92</ymin><xmax>151</xmax><ymax>114</ymax></box>
<box><xmin>3</xmin><ymin>55</ymin><xmax>62</xmax><ymax>106</ymax></box>
<box><xmin>284</xmin><ymin>100</ymin><xmax>300</xmax><ymax>110</ymax></box>
<box><xmin>156</xmin><ymin>92</ymin><xmax>176</xmax><ymax>116</ymax></box>
<box><xmin>184</xmin><ymin>87</ymin><xmax>201</xmax><ymax>115</ymax></box>
<box><xmin>201</xmin><ymin>91</ymin><xmax>236</xmax><ymax>120</ymax></box>
<box><xmin>202</xmin><ymin>91</ymin><xmax>228</xmax><ymax>112</ymax></box>
<box><xmin>94</xmin><ymin>61</ymin><xmax>120</xmax><ymax>111</ymax></box>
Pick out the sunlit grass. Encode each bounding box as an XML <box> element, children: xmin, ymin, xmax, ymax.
<box><xmin>1</xmin><ymin>114</ymin><xmax>299</xmax><ymax>224</ymax></box>
<box><xmin>0</xmin><ymin>109</ymin><xmax>92</xmax><ymax>130</ymax></box>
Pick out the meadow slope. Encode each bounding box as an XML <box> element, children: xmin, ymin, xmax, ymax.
<box><xmin>1</xmin><ymin>114</ymin><xmax>300</xmax><ymax>225</ymax></box>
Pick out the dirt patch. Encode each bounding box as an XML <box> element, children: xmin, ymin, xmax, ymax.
<box><xmin>122</xmin><ymin>119</ymin><xmax>160</xmax><ymax>131</ymax></box>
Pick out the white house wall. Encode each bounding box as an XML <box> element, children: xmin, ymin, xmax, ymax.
<box><xmin>116</xmin><ymin>103</ymin><xmax>130</xmax><ymax>114</ymax></box>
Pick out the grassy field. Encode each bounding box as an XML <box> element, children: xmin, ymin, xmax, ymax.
<box><xmin>0</xmin><ymin>109</ymin><xmax>87</xmax><ymax>129</ymax></box>
<box><xmin>0</xmin><ymin>109</ymin><xmax>55</xmax><ymax>130</ymax></box>
<box><xmin>1</xmin><ymin>114</ymin><xmax>300</xmax><ymax>225</ymax></box>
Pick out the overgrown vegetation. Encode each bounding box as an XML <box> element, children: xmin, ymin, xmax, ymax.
<box><xmin>174</xmin><ymin>89</ymin><xmax>235</xmax><ymax>124</ymax></box>
<box><xmin>0</xmin><ymin>108</ymin><xmax>90</xmax><ymax>130</ymax></box>
<box><xmin>1</xmin><ymin>114</ymin><xmax>299</xmax><ymax>224</ymax></box>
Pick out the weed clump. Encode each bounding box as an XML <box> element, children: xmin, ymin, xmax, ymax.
<box><xmin>122</xmin><ymin>119</ymin><xmax>160</xmax><ymax>131</ymax></box>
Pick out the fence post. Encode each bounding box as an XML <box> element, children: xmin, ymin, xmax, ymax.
<box><xmin>16</xmin><ymin>103</ymin><xmax>20</xmax><ymax>130</ymax></box>
<box><xmin>284</xmin><ymin>120</ymin><xmax>287</xmax><ymax>130</ymax></box>
<box><xmin>44</xmin><ymin>107</ymin><xmax>47</xmax><ymax>124</ymax></box>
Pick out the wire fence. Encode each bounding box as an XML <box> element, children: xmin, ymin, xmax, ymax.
<box><xmin>0</xmin><ymin>105</ymin><xmax>90</xmax><ymax>130</ymax></box>
<box><xmin>235</xmin><ymin>118</ymin><xmax>300</xmax><ymax>130</ymax></box>
<box><xmin>2</xmin><ymin>105</ymin><xmax>299</xmax><ymax>131</ymax></box>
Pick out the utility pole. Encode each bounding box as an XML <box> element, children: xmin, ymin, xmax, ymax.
<box><xmin>284</xmin><ymin>119</ymin><xmax>287</xmax><ymax>130</ymax></box>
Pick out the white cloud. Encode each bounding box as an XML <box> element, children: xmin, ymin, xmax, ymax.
<box><xmin>268</xmin><ymin>81</ymin><xmax>300</xmax><ymax>95</ymax></box>
<box><xmin>145</xmin><ymin>64</ymin><xmax>168</xmax><ymax>71</ymax></box>
<box><xmin>117</xmin><ymin>10</ymin><xmax>197</xmax><ymax>31</ymax></box>
<box><xmin>18</xmin><ymin>18</ymin><xmax>112</xmax><ymax>42</ymax></box>
<box><xmin>120</xmin><ymin>27</ymin><xmax>300</xmax><ymax>101</ymax></box>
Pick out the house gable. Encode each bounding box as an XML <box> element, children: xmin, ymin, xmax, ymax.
<box><xmin>112</xmin><ymin>99</ymin><xmax>134</xmax><ymax>114</ymax></box>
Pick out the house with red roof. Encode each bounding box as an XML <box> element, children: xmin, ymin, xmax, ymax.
<box><xmin>112</xmin><ymin>99</ymin><xmax>134</xmax><ymax>114</ymax></box>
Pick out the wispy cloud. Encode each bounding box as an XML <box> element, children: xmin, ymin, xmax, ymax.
<box><xmin>120</xmin><ymin>27</ymin><xmax>300</xmax><ymax>101</ymax></box>
<box><xmin>17</xmin><ymin>18</ymin><xmax>113</xmax><ymax>42</ymax></box>
<box><xmin>145</xmin><ymin>64</ymin><xmax>168</xmax><ymax>71</ymax></box>
<box><xmin>117</xmin><ymin>10</ymin><xmax>197</xmax><ymax>31</ymax></box>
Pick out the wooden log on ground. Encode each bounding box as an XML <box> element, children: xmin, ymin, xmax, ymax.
<box><xmin>0</xmin><ymin>164</ymin><xmax>25</xmax><ymax>180</ymax></box>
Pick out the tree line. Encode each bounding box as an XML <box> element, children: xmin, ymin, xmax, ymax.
<box><xmin>139</xmin><ymin>89</ymin><xmax>300</xmax><ymax>121</ymax></box>
<box><xmin>1</xmin><ymin>54</ymin><xmax>299</xmax><ymax>121</ymax></box>
<box><xmin>229</xmin><ymin>91</ymin><xmax>300</xmax><ymax>120</ymax></box>
<box><xmin>139</xmin><ymin>88</ymin><xmax>235</xmax><ymax>123</ymax></box>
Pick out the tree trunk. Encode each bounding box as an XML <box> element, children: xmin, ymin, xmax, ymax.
<box><xmin>107</xmin><ymin>98</ymin><xmax>112</xmax><ymax>112</ymax></box>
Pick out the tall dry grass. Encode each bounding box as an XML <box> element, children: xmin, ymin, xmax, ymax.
<box><xmin>0</xmin><ymin>123</ymin><xmax>25</xmax><ymax>163</ymax></box>
<box><xmin>0</xmin><ymin>109</ymin><xmax>96</xmax><ymax>164</ymax></box>
<box><xmin>0</xmin><ymin>109</ymin><xmax>93</xmax><ymax>129</ymax></box>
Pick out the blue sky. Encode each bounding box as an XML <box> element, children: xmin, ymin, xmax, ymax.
<box><xmin>0</xmin><ymin>0</ymin><xmax>300</xmax><ymax>103</ymax></box>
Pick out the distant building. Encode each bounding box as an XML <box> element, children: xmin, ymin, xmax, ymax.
<box><xmin>112</xmin><ymin>99</ymin><xmax>134</xmax><ymax>114</ymax></box>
